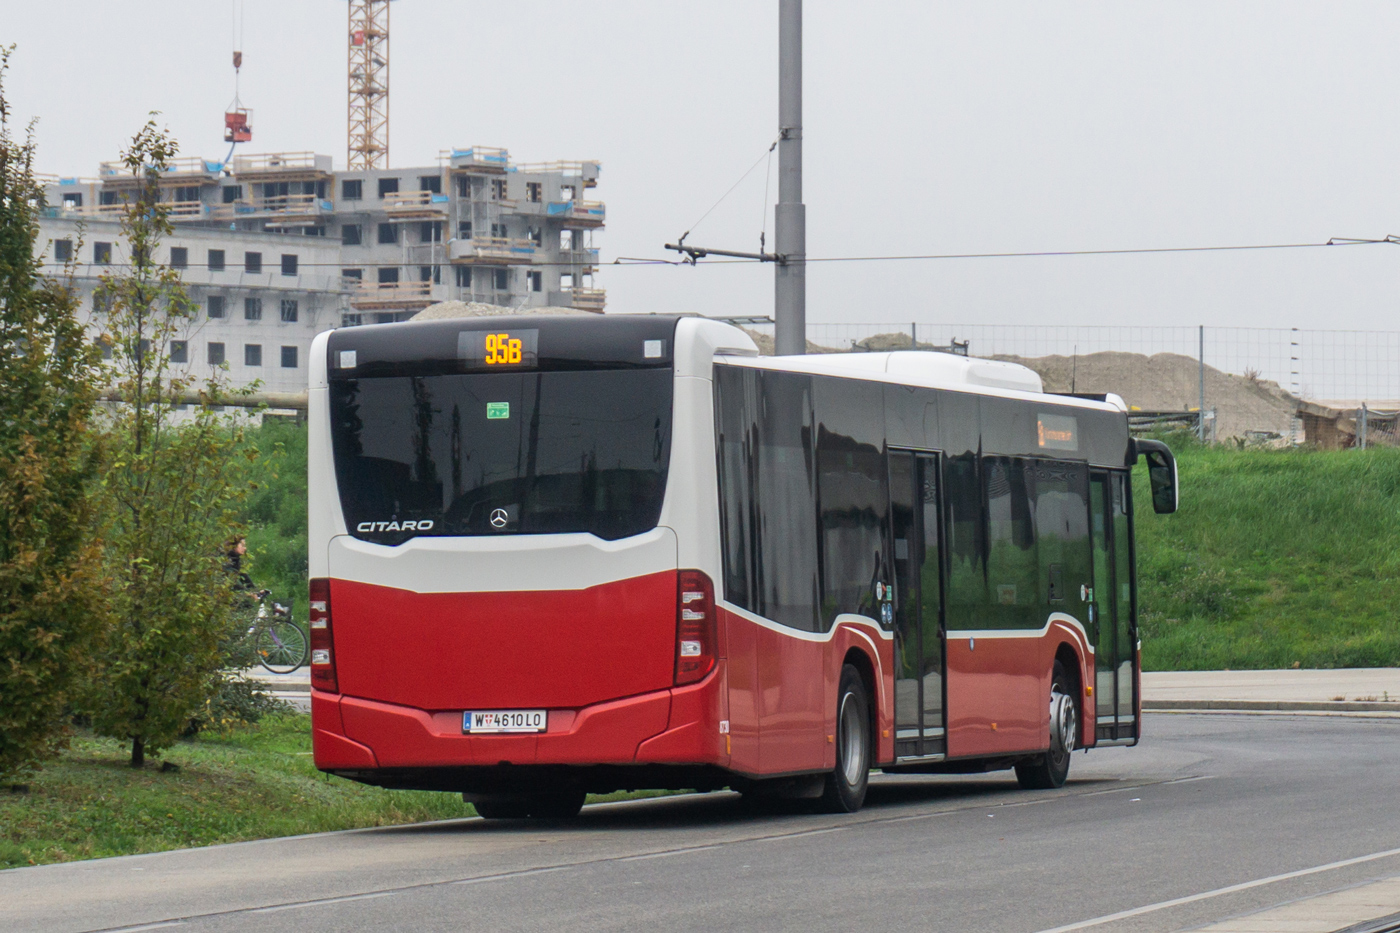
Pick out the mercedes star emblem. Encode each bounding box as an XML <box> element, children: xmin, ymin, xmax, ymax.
<box><xmin>490</xmin><ymin>508</ymin><xmax>509</xmax><ymax>528</ymax></box>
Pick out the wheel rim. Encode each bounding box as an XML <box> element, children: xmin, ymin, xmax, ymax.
<box><xmin>1049</xmin><ymin>685</ymin><xmax>1077</xmax><ymax>768</ymax></box>
<box><xmin>838</xmin><ymin>690</ymin><xmax>866</xmax><ymax>786</ymax></box>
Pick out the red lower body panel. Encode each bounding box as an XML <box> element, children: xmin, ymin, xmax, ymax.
<box><xmin>314</xmin><ymin>670</ymin><xmax>729</xmax><ymax>771</ymax></box>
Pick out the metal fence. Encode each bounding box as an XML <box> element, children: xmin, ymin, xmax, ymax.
<box><xmin>733</xmin><ymin>321</ymin><xmax>1400</xmax><ymax>444</ymax></box>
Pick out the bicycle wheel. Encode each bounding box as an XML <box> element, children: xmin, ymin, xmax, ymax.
<box><xmin>255</xmin><ymin>619</ymin><xmax>308</xmax><ymax>674</ymax></box>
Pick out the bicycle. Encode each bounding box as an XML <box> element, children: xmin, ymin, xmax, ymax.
<box><xmin>246</xmin><ymin>589</ymin><xmax>308</xmax><ymax>674</ymax></box>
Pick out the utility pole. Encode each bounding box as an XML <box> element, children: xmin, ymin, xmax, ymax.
<box><xmin>774</xmin><ymin>0</ymin><xmax>806</xmax><ymax>355</ymax></box>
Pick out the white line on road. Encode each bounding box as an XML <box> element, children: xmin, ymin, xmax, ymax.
<box><xmin>251</xmin><ymin>891</ymin><xmax>396</xmax><ymax>913</ymax></box>
<box><xmin>619</xmin><ymin>845</ymin><xmax>721</xmax><ymax>862</ymax></box>
<box><xmin>1033</xmin><ymin>845</ymin><xmax>1400</xmax><ymax>933</ymax></box>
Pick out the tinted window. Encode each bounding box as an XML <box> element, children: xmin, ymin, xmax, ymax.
<box><xmin>714</xmin><ymin>366</ymin><xmax>821</xmax><ymax>632</ymax></box>
<box><xmin>331</xmin><ymin>369</ymin><xmax>673</xmax><ymax>544</ymax></box>
<box><xmin>942</xmin><ymin>452</ymin><xmax>986</xmax><ymax>631</ymax></box>
<box><xmin>814</xmin><ymin>375</ymin><xmax>886</xmax><ymax>627</ymax></box>
<box><xmin>985</xmin><ymin>456</ymin><xmax>1038</xmax><ymax>628</ymax></box>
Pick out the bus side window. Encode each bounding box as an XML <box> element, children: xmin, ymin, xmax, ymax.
<box><xmin>984</xmin><ymin>456</ymin><xmax>1037</xmax><ymax>629</ymax></box>
<box><xmin>942</xmin><ymin>453</ymin><xmax>986</xmax><ymax>631</ymax></box>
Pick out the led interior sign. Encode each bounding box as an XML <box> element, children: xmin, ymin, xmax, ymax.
<box><xmin>1037</xmin><ymin>412</ymin><xmax>1079</xmax><ymax>451</ymax></box>
<box><xmin>458</xmin><ymin>329</ymin><xmax>539</xmax><ymax>370</ymax></box>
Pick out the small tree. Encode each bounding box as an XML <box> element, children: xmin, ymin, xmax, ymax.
<box><xmin>89</xmin><ymin>116</ymin><xmax>256</xmax><ymax>768</ymax></box>
<box><xmin>0</xmin><ymin>46</ymin><xmax>106</xmax><ymax>782</ymax></box>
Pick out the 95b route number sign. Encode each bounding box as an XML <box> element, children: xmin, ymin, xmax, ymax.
<box><xmin>462</xmin><ymin>709</ymin><xmax>547</xmax><ymax>734</ymax></box>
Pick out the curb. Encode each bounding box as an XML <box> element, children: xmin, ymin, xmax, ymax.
<box><xmin>1145</xmin><ymin>699</ymin><xmax>1400</xmax><ymax>713</ymax></box>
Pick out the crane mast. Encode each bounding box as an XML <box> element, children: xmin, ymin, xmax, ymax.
<box><xmin>347</xmin><ymin>0</ymin><xmax>390</xmax><ymax>169</ymax></box>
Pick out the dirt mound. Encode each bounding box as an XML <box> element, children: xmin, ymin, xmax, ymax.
<box><xmin>995</xmin><ymin>351</ymin><xmax>1297</xmax><ymax>440</ymax></box>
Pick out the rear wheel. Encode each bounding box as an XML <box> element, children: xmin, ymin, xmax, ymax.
<box><xmin>817</xmin><ymin>664</ymin><xmax>871</xmax><ymax>813</ymax></box>
<box><xmin>1015</xmin><ymin>660</ymin><xmax>1078</xmax><ymax>790</ymax></box>
<box><xmin>255</xmin><ymin>620</ymin><xmax>308</xmax><ymax>674</ymax></box>
<box><xmin>471</xmin><ymin>790</ymin><xmax>587</xmax><ymax>820</ymax></box>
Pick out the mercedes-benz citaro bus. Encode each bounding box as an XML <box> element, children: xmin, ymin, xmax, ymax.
<box><xmin>307</xmin><ymin>314</ymin><xmax>1178</xmax><ymax>818</ymax></box>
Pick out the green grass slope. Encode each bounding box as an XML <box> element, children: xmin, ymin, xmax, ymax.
<box><xmin>1136</xmin><ymin>440</ymin><xmax>1400</xmax><ymax>670</ymax></box>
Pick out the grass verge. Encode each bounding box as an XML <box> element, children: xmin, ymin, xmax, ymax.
<box><xmin>1137</xmin><ymin>439</ymin><xmax>1400</xmax><ymax>670</ymax></box>
<box><xmin>0</xmin><ymin>714</ymin><xmax>475</xmax><ymax>869</ymax></box>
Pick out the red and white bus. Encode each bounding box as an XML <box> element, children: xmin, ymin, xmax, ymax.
<box><xmin>307</xmin><ymin>315</ymin><xmax>1178</xmax><ymax>817</ymax></box>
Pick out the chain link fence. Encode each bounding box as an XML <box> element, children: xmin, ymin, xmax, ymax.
<box><xmin>736</xmin><ymin>321</ymin><xmax>1400</xmax><ymax>446</ymax></box>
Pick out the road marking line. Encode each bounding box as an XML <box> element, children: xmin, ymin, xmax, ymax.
<box><xmin>1033</xmin><ymin>846</ymin><xmax>1400</xmax><ymax>933</ymax></box>
<box><xmin>450</xmin><ymin>866</ymin><xmax>570</xmax><ymax>886</ymax></box>
<box><xmin>102</xmin><ymin>925</ymin><xmax>182</xmax><ymax>933</ymax></box>
<box><xmin>618</xmin><ymin>845</ymin><xmax>720</xmax><ymax>862</ymax></box>
<box><xmin>252</xmin><ymin>891</ymin><xmax>395</xmax><ymax>913</ymax></box>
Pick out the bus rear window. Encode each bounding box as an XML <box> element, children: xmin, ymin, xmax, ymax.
<box><xmin>330</xmin><ymin>368</ymin><xmax>673</xmax><ymax>543</ymax></box>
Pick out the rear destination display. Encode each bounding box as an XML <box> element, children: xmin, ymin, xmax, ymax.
<box><xmin>459</xmin><ymin>328</ymin><xmax>539</xmax><ymax>370</ymax></box>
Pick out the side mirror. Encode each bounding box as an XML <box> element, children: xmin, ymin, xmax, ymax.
<box><xmin>1134</xmin><ymin>439</ymin><xmax>1178</xmax><ymax>514</ymax></box>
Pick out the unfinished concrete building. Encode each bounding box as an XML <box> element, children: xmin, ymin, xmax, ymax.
<box><xmin>37</xmin><ymin>147</ymin><xmax>605</xmax><ymax>392</ymax></box>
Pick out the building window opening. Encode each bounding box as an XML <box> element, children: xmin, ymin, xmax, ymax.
<box><xmin>493</xmin><ymin>267</ymin><xmax>509</xmax><ymax>290</ymax></box>
<box><xmin>53</xmin><ymin>238</ymin><xmax>72</xmax><ymax>262</ymax></box>
<box><xmin>169</xmin><ymin>340</ymin><xmax>188</xmax><ymax>364</ymax></box>
<box><xmin>281</xmin><ymin>254</ymin><xmax>298</xmax><ymax>276</ymax></box>
<box><xmin>170</xmin><ymin>247</ymin><xmax>188</xmax><ymax>269</ymax></box>
<box><xmin>222</xmin><ymin>185</ymin><xmax>242</xmax><ymax>204</ymax></box>
<box><xmin>419</xmin><ymin>175</ymin><xmax>441</xmax><ymax>193</ymax></box>
<box><xmin>208</xmin><ymin>295</ymin><xmax>226</xmax><ymax>319</ymax></box>
<box><xmin>62</xmin><ymin>192</ymin><xmax>82</xmax><ymax>210</ymax></box>
<box><xmin>342</xmin><ymin>224</ymin><xmax>362</xmax><ymax>246</ymax></box>
<box><xmin>208</xmin><ymin>342</ymin><xmax>225</xmax><ymax>365</ymax></box>
<box><xmin>378</xmin><ymin>267</ymin><xmax>400</xmax><ymax>284</ymax></box>
<box><xmin>94</xmin><ymin>242</ymin><xmax>112</xmax><ymax>265</ymax></box>
<box><xmin>377</xmin><ymin>222</ymin><xmax>397</xmax><ymax>245</ymax></box>
<box><xmin>208</xmin><ymin>249</ymin><xmax>225</xmax><ymax>271</ymax></box>
<box><xmin>280</xmin><ymin>299</ymin><xmax>298</xmax><ymax>322</ymax></box>
<box><xmin>420</xmin><ymin>221</ymin><xmax>442</xmax><ymax>243</ymax></box>
<box><xmin>281</xmin><ymin>345</ymin><xmax>298</xmax><ymax>368</ymax></box>
<box><xmin>173</xmin><ymin>185</ymin><xmax>200</xmax><ymax>203</ymax></box>
<box><xmin>245</xmin><ymin>252</ymin><xmax>262</xmax><ymax>273</ymax></box>
<box><xmin>378</xmin><ymin>177</ymin><xmax>400</xmax><ymax>198</ymax></box>
<box><xmin>455</xmin><ymin>266</ymin><xmax>472</xmax><ymax>288</ymax></box>
<box><xmin>525</xmin><ymin>182</ymin><xmax>541</xmax><ymax>203</ymax></box>
<box><xmin>491</xmin><ymin>179</ymin><xmax>506</xmax><ymax>200</ymax></box>
<box><xmin>457</xmin><ymin>220</ymin><xmax>472</xmax><ymax>239</ymax></box>
<box><xmin>560</xmin><ymin>185</ymin><xmax>575</xmax><ymax>202</ymax></box>
<box><xmin>342</xmin><ymin>179</ymin><xmax>362</xmax><ymax>200</ymax></box>
<box><xmin>527</xmin><ymin>270</ymin><xmax>542</xmax><ymax>292</ymax></box>
<box><xmin>245</xmin><ymin>344</ymin><xmax>262</xmax><ymax>366</ymax></box>
<box><xmin>244</xmin><ymin>297</ymin><xmax>262</xmax><ymax>321</ymax></box>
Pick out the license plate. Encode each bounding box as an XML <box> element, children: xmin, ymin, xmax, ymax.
<box><xmin>463</xmin><ymin>709</ymin><xmax>547</xmax><ymax>734</ymax></box>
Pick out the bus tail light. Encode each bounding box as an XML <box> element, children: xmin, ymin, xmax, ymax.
<box><xmin>308</xmin><ymin>578</ymin><xmax>338</xmax><ymax>693</ymax></box>
<box><xmin>675</xmin><ymin>570</ymin><xmax>716</xmax><ymax>686</ymax></box>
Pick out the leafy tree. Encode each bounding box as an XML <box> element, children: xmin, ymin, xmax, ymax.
<box><xmin>0</xmin><ymin>46</ymin><xmax>106</xmax><ymax>783</ymax></box>
<box><xmin>88</xmin><ymin>116</ymin><xmax>257</xmax><ymax>768</ymax></box>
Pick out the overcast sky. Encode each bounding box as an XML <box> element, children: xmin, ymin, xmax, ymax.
<box><xmin>6</xmin><ymin>1</ymin><xmax>1400</xmax><ymax>332</ymax></box>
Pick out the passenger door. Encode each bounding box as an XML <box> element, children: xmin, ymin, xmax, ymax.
<box><xmin>888</xmin><ymin>451</ymin><xmax>946</xmax><ymax>761</ymax></box>
<box><xmin>1090</xmin><ymin>471</ymin><xmax>1138</xmax><ymax>743</ymax></box>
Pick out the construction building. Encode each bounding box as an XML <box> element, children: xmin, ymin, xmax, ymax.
<box><xmin>36</xmin><ymin>148</ymin><xmax>605</xmax><ymax>394</ymax></box>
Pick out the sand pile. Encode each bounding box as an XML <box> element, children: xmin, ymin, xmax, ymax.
<box><xmin>995</xmin><ymin>351</ymin><xmax>1297</xmax><ymax>440</ymax></box>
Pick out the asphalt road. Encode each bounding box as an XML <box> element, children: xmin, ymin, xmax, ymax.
<box><xmin>6</xmin><ymin>714</ymin><xmax>1400</xmax><ymax>933</ymax></box>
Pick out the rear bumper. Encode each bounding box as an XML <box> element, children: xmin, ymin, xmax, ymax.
<box><xmin>312</xmin><ymin>667</ymin><xmax>728</xmax><ymax>778</ymax></box>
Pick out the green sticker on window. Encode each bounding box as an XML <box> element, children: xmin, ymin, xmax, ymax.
<box><xmin>486</xmin><ymin>402</ymin><xmax>510</xmax><ymax>420</ymax></box>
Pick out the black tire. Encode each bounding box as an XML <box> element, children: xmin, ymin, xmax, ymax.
<box><xmin>1016</xmin><ymin>659</ymin><xmax>1078</xmax><ymax>790</ymax></box>
<box><xmin>255</xmin><ymin>620</ymin><xmax>308</xmax><ymax>674</ymax></box>
<box><xmin>472</xmin><ymin>790</ymin><xmax>586</xmax><ymax>820</ymax></box>
<box><xmin>817</xmin><ymin>664</ymin><xmax>872</xmax><ymax>813</ymax></box>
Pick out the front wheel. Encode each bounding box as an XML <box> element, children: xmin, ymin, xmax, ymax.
<box><xmin>1015</xmin><ymin>659</ymin><xmax>1079</xmax><ymax>790</ymax></box>
<box><xmin>817</xmin><ymin>664</ymin><xmax>872</xmax><ymax>813</ymax></box>
<box><xmin>255</xmin><ymin>620</ymin><xmax>308</xmax><ymax>674</ymax></box>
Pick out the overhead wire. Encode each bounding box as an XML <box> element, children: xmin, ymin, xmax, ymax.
<box><xmin>674</xmin><ymin>139</ymin><xmax>780</xmax><ymax>247</ymax></box>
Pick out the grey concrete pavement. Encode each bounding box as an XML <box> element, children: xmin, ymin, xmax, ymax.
<box><xmin>1143</xmin><ymin>669</ymin><xmax>1400</xmax><ymax>713</ymax></box>
<box><xmin>5</xmin><ymin>714</ymin><xmax>1400</xmax><ymax>933</ymax></box>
